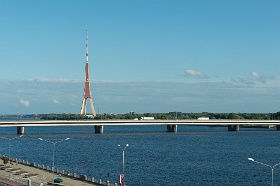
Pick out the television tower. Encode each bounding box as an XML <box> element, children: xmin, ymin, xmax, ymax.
<box><xmin>80</xmin><ymin>30</ymin><xmax>96</xmax><ymax>117</ymax></box>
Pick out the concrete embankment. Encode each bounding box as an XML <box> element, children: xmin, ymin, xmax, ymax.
<box><xmin>0</xmin><ymin>159</ymin><xmax>117</xmax><ymax>186</ymax></box>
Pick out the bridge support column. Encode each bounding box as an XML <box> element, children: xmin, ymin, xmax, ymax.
<box><xmin>167</xmin><ymin>125</ymin><xmax>177</xmax><ymax>132</ymax></box>
<box><xmin>228</xmin><ymin>125</ymin><xmax>239</xmax><ymax>131</ymax></box>
<box><xmin>17</xmin><ymin>126</ymin><xmax>24</xmax><ymax>135</ymax></box>
<box><xmin>276</xmin><ymin>125</ymin><xmax>280</xmax><ymax>131</ymax></box>
<box><xmin>94</xmin><ymin>125</ymin><xmax>104</xmax><ymax>134</ymax></box>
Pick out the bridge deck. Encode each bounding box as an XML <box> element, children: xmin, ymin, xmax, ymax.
<box><xmin>0</xmin><ymin>119</ymin><xmax>279</xmax><ymax>127</ymax></box>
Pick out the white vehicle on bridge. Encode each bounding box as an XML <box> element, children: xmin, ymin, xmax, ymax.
<box><xmin>197</xmin><ymin>117</ymin><xmax>209</xmax><ymax>120</ymax></box>
<box><xmin>139</xmin><ymin>117</ymin><xmax>154</xmax><ymax>120</ymax></box>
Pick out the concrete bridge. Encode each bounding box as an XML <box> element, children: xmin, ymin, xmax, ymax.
<box><xmin>1</xmin><ymin>119</ymin><xmax>280</xmax><ymax>134</ymax></box>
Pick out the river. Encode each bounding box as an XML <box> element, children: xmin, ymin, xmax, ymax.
<box><xmin>0</xmin><ymin>119</ymin><xmax>279</xmax><ymax>185</ymax></box>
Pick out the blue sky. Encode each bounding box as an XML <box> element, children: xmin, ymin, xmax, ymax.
<box><xmin>0</xmin><ymin>0</ymin><xmax>279</xmax><ymax>114</ymax></box>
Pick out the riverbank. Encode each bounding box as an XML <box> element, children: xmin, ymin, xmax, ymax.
<box><xmin>0</xmin><ymin>160</ymin><xmax>114</xmax><ymax>186</ymax></box>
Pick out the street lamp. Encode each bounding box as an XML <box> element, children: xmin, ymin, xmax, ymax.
<box><xmin>248</xmin><ymin>157</ymin><xmax>280</xmax><ymax>186</ymax></box>
<box><xmin>118</xmin><ymin>144</ymin><xmax>128</xmax><ymax>186</ymax></box>
<box><xmin>39</xmin><ymin>138</ymin><xmax>70</xmax><ymax>186</ymax></box>
<box><xmin>0</xmin><ymin>135</ymin><xmax>23</xmax><ymax>178</ymax></box>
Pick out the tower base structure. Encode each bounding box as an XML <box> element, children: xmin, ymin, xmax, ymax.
<box><xmin>80</xmin><ymin>97</ymin><xmax>96</xmax><ymax>117</ymax></box>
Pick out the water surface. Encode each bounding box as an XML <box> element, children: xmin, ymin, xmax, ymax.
<box><xmin>0</xmin><ymin>122</ymin><xmax>279</xmax><ymax>185</ymax></box>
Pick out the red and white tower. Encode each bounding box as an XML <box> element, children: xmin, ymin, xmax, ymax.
<box><xmin>80</xmin><ymin>30</ymin><xmax>96</xmax><ymax>116</ymax></box>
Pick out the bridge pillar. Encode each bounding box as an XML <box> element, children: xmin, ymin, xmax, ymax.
<box><xmin>276</xmin><ymin>125</ymin><xmax>280</xmax><ymax>131</ymax></box>
<box><xmin>228</xmin><ymin>125</ymin><xmax>239</xmax><ymax>131</ymax></box>
<box><xmin>167</xmin><ymin>125</ymin><xmax>177</xmax><ymax>132</ymax></box>
<box><xmin>94</xmin><ymin>125</ymin><xmax>104</xmax><ymax>133</ymax></box>
<box><xmin>17</xmin><ymin>126</ymin><xmax>24</xmax><ymax>135</ymax></box>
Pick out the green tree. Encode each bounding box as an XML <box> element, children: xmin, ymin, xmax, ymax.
<box><xmin>1</xmin><ymin>156</ymin><xmax>9</xmax><ymax>164</ymax></box>
<box><xmin>228</xmin><ymin>113</ymin><xmax>241</xmax><ymax>119</ymax></box>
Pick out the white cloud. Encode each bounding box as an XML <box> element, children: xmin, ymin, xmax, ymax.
<box><xmin>251</xmin><ymin>71</ymin><xmax>274</xmax><ymax>83</ymax></box>
<box><xmin>52</xmin><ymin>99</ymin><xmax>60</xmax><ymax>104</ymax></box>
<box><xmin>185</xmin><ymin>70</ymin><xmax>207</xmax><ymax>78</ymax></box>
<box><xmin>25</xmin><ymin>78</ymin><xmax>82</xmax><ymax>83</ymax></box>
<box><xmin>20</xmin><ymin>99</ymin><xmax>30</xmax><ymax>107</ymax></box>
<box><xmin>251</xmin><ymin>72</ymin><xmax>260</xmax><ymax>78</ymax></box>
<box><xmin>231</xmin><ymin>77</ymin><xmax>254</xmax><ymax>86</ymax></box>
<box><xmin>0</xmin><ymin>77</ymin><xmax>279</xmax><ymax>114</ymax></box>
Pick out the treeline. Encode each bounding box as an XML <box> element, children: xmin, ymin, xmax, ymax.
<box><xmin>39</xmin><ymin>112</ymin><xmax>280</xmax><ymax>120</ymax></box>
<box><xmin>40</xmin><ymin>114</ymin><xmax>89</xmax><ymax>120</ymax></box>
<box><xmin>94</xmin><ymin>112</ymin><xmax>280</xmax><ymax>120</ymax></box>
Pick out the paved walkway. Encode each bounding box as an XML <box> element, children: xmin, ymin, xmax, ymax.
<box><xmin>0</xmin><ymin>176</ymin><xmax>25</xmax><ymax>186</ymax></box>
<box><xmin>0</xmin><ymin>162</ymin><xmax>101</xmax><ymax>186</ymax></box>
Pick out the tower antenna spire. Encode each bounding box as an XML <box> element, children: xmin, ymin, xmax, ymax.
<box><xmin>80</xmin><ymin>30</ymin><xmax>96</xmax><ymax>117</ymax></box>
<box><xmin>86</xmin><ymin>30</ymin><xmax>89</xmax><ymax>63</ymax></box>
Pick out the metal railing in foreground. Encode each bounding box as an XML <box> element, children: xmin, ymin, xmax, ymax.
<box><xmin>5</xmin><ymin>158</ymin><xmax>119</xmax><ymax>186</ymax></box>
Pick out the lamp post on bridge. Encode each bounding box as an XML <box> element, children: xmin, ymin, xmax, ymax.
<box><xmin>0</xmin><ymin>135</ymin><xmax>23</xmax><ymax>179</ymax></box>
<box><xmin>39</xmin><ymin>138</ymin><xmax>70</xmax><ymax>186</ymax></box>
<box><xmin>118</xmin><ymin>144</ymin><xmax>129</xmax><ymax>186</ymax></box>
<box><xmin>248</xmin><ymin>157</ymin><xmax>280</xmax><ymax>186</ymax></box>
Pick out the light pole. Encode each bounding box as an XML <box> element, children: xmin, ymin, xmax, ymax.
<box><xmin>0</xmin><ymin>135</ymin><xmax>23</xmax><ymax>179</ymax></box>
<box><xmin>118</xmin><ymin>144</ymin><xmax>128</xmax><ymax>186</ymax></box>
<box><xmin>39</xmin><ymin>138</ymin><xmax>70</xmax><ymax>186</ymax></box>
<box><xmin>248</xmin><ymin>157</ymin><xmax>280</xmax><ymax>186</ymax></box>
